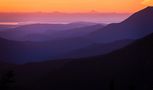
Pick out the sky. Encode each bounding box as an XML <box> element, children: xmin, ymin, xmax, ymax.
<box><xmin>0</xmin><ymin>0</ymin><xmax>152</xmax><ymax>13</ymax></box>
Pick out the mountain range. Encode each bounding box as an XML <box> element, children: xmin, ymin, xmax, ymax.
<box><xmin>0</xmin><ymin>7</ymin><xmax>153</xmax><ymax>64</ymax></box>
<box><xmin>0</xmin><ymin>6</ymin><xmax>153</xmax><ymax>90</ymax></box>
<box><xmin>88</xmin><ymin>6</ymin><xmax>153</xmax><ymax>43</ymax></box>
<box><xmin>13</xmin><ymin>25</ymin><xmax>153</xmax><ymax>90</ymax></box>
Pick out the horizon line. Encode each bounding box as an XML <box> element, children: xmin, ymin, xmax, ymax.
<box><xmin>0</xmin><ymin>11</ymin><xmax>132</xmax><ymax>14</ymax></box>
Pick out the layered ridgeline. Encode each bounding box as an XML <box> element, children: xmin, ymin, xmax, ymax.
<box><xmin>0</xmin><ymin>22</ymin><xmax>103</xmax><ymax>41</ymax></box>
<box><xmin>62</xmin><ymin>6</ymin><xmax>153</xmax><ymax>58</ymax></box>
<box><xmin>0</xmin><ymin>7</ymin><xmax>153</xmax><ymax>63</ymax></box>
<box><xmin>0</xmin><ymin>7</ymin><xmax>153</xmax><ymax>90</ymax></box>
<box><xmin>88</xmin><ymin>6</ymin><xmax>153</xmax><ymax>43</ymax></box>
<box><xmin>9</xmin><ymin>11</ymin><xmax>153</xmax><ymax>90</ymax></box>
<box><xmin>0</xmin><ymin>23</ymin><xmax>105</xmax><ymax>63</ymax></box>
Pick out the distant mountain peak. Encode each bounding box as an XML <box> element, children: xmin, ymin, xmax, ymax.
<box><xmin>122</xmin><ymin>6</ymin><xmax>153</xmax><ymax>24</ymax></box>
<box><xmin>141</xmin><ymin>6</ymin><xmax>153</xmax><ymax>13</ymax></box>
<box><xmin>145</xmin><ymin>6</ymin><xmax>153</xmax><ymax>10</ymax></box>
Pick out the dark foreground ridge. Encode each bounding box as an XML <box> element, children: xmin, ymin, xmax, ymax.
<box><xmin>0</xmin><ymin>25</ymin><xmax>152</xmax><ymax>90</ymax></box>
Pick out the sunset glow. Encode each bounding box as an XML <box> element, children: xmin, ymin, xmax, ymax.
<box><xmin>0</xmin><ymin>0</ymin><xmax>152</xmax><ymax>13</ymax></box>
<box><xmin>142</xmin><ymin>0</ymin><xmax>153</xmax><ymax>5</ymax></box>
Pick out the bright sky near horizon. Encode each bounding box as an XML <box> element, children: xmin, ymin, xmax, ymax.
<box><xmin>0</xmin><ymin>0</ymin><xmax>152</xmax><ymax>13</ymax></box>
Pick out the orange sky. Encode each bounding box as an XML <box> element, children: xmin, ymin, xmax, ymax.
<box><xmin>0</xmin><ymin>0</ymin><xmax>152</xmax><ymax>13</ymax></box>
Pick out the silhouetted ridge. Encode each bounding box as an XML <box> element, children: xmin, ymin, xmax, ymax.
<box><xmin>89</xmin><ymin>7</ymin><xmax>153</xmax><ymax>43</ymax></box>
<box><xmin>13</xmin><ymin>32</ymin><xmax>153</xmax><ymax>90</ymax></box>
<box><xmin>122</xmin><ymin>6</ymin><xmax>153</xmax><ymax>24</ymax></box>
